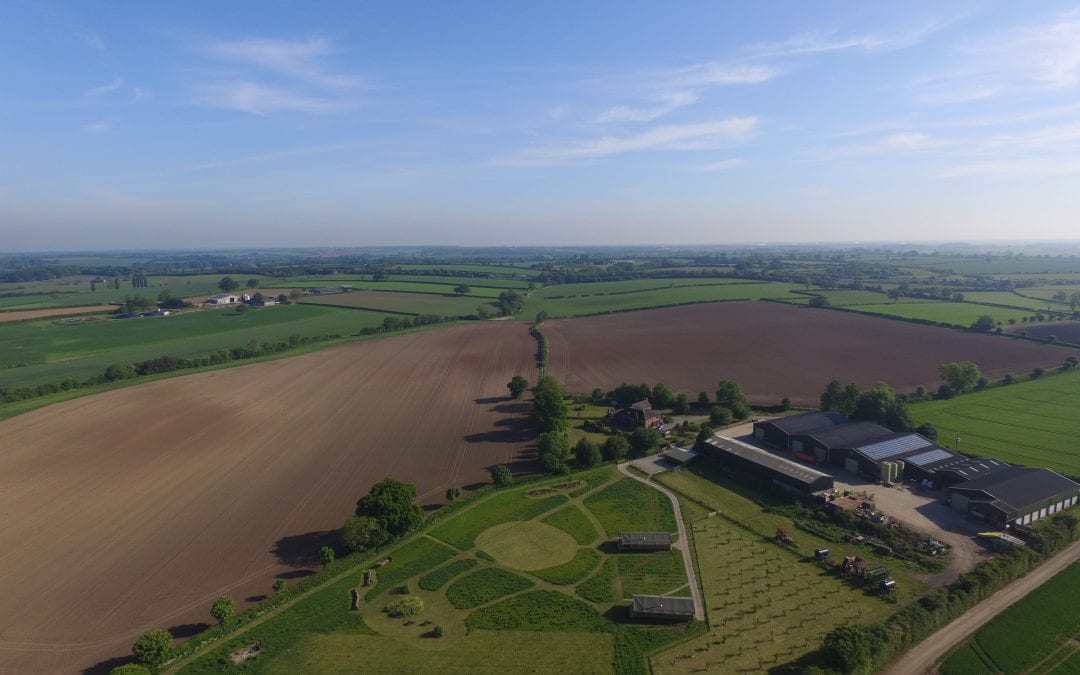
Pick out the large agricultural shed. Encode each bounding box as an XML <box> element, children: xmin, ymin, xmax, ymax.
<box><xmin>702</xmin><ymin>435</ymin><xmax>834</xmax><ymax>493</ymax></box>
<box><xmin>629</xmin><ymin>594</ymin><xmax>696</xmax><ymax>621</ymax></box>
<box><xmin>788</xmin><ymin>420</ymin><xmax>893</xmax><ymax>464</ymax></box>
<box><xmin>947</xmin><ymin>467</ymin><xmax>1080</xmax><ymax>528</ymax></box>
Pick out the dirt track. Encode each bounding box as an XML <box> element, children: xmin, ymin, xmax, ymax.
<box><xmin>884</xmin><ymin>540</ymin><xmax>1080</xmax><ymax>675</ymax></box>
<box><xmin>0</xmin><ymin>305</ymin><xmax>115</xmax><ymax>322</ymax></box>
<box><xmin>544</xmin><ymin>302</ymin><xmax>1075</xmax><ymax>405</ymax></box>
<box><xmin>0</xmin><ymin>322</ymin><xmax>535</xmax><ymax>673</ymax></box>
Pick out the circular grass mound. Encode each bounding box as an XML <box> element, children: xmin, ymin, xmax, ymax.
<box><xmin>475</xmin><ymin>521</ymin><xmax>577</xmax><ymax>571</ymax></box>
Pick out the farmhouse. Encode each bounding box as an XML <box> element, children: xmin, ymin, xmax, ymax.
<box><xmin>629</xmin><ymin>595</ymin><xmax>695</xmax><ymax>621</ymax></box>
<box><xmin>947</xmin><ymin>467</ymin><xmax>1080</xmax><ymax>528</ymax></box>
<box><xmin>753</xmin><ymin>411</ymin><xmax>847</xmax><ymax>449</ymax></box>
<box><xmin>619</xmin><ymin>532</ymin><xmax>673</xmax><ymax>552</ymax></box>
<box><xmin>701</xmin><ymin>435</ymin><xmax>834</xmax><ymax>494</ymax></box>
<box><xmin>206</xmin><ymin>293</ymin><xmax>247</xmax><ymax>304</ymax></box>
<box><xmin>609</xmin><ymin>400</ymin><xmax>664</xmax><ymax>430</ymax></box>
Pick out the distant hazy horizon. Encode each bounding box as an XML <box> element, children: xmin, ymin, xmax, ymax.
<box><xmin>4</xmin><ymin>1</ymin><xmax>1080</xmax><ymax>249</ymax></box>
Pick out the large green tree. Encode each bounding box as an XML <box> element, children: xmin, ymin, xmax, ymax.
<box><xmin>355</xmin><ymin>478</ymin><xmax>424</xmax><ymax>537</ymax></box>
<box><xmin>218</xmin><ymin>276</ymin><xmax>239</xmax><ymax>292</ymax></box>
<box><xmin>852</xmin><ymin>383</ymin><xmax>914</xmax><ymax>432</ymax></box>
<box><xmin>628</xmin><ymin>427</ymin><xmax>663</xmax><ymax>458</ymax></box>
<box><xmin>938</xmin><ymin>361</ymin><xmax>982</xmax><ymax>393</ymax></box>
<box><xmin>132</xmin><ymin>630</ymin><xmax>174</xmax><ymax>669</ymax></box>
<box><xmin>341</xmin><ymin>515</ymin><xmax>387</xmax><ymax>552</ymax></box>
<box><xmin>820</xmin><ymin>379</ymin><xmax>861</xmax><ymax>416</ymax></box>
<box><xmin>530</xmin><ymin>375</ymin><xmax>568</xmax><ymax>432</ymax></box>
<box><xmin>602</xmin><ymin>435</ymin><xmax>630</xmax><ymax>461</ymax></box>
<box><xmin>715</xmin><ymin>380</ymin><xmax>750</xmax><ymax>419</ymax></box>
<box><xmin>210</xmin><ymin>596</ymin><xmax>235</xmax><ymax>624</ymax></box>
<box><xmin>507</xmin><ymin>375</ymin><xmax>529</xmax><ymax>399</ymax></box>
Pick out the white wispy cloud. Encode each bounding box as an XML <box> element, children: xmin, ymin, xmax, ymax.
<box><xmin>694</xmin><ymin>158</ymin><xmax>745</xmax><ymax>171</ymax></box>
<box><xmin>85</xmin><ymin>77</ymin><xmax>123</xmax><ymax>97</ymax></box>
<box><xmin>193</xmin><ymin>36</ymin><xmax>359</xmax><ymax>115</ymax></box>
<box><xmin>83</xmin><ymin>118</ymin><xmax>115</xmax><ymax>134</ymax></box>
<box><xmin>191</xmin><ymin>81</ymin><xmax>353</xmax><ymax>115</ymax></box>
<box><xmin>507</xmin><ymin>117</ymin><xmax>759</xmax><ymax>164</ymax></box>
<box><xmin>747</xmin><ymin>20</ymin><xmax>949</xmax><ymax>59</ymax></box>
<box><xmin>915</xmin><ymin>10</ymin><xmax>1080</xmax><ymax>104</ymax></box>
<box><xmin>940</xmin><ymin>156</ymin><xmax>1080</xmax><ymax>178</ymax></box>
<box><xmin>595</xmin><ymin>91</ymin><xmax>699</xmax><ymax>123</ymax></box>
<box><xmin>666</xmin><ymin>63</ymin><xmax>779</xmax><ymax>88</ymax></box>
<box><xmin>202</xmin><ymin>37</ymin><xmax>358</xmax><ymax>90</ymax></box>
<box><xmin>817</xmin><ymin>132</ymin><xmax>953</xmax><ymax>159</ymax></box>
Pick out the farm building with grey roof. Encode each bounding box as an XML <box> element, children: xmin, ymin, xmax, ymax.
<box><xmin>619</xmin><ymin>532</ymin><xmax>672</xmax><ymax>552</ymax></box>
<box><xmin>947</xmin><ymin>467</ymin><xmax>1080</xmax><ymax>528</ymax></box>
<box><xmin>629</xmin><ymin>595</ymin><xmax>695</xmax><ymax>621</ymax></box>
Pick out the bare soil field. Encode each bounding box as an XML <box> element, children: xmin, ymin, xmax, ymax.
<box><xmin>1006</xmin><ymin>320</ymin><xmax>1080</xmax><ymax>345</ymax></box>
<box><xmin>0</xmin><ymin>305</ymin><xmax>115</xmax><ymax>322</ymax></box>
<box><xmin>0</xmin><ymin>322</ymin><xmax>535</xmax><ymax>673</ymax></box>
<box><xmin>544</xmin><ymin>301</ymin><xmax>1076</xmax><ymax>405</ymax></box>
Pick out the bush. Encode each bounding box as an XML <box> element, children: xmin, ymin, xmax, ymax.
<box><xmin>273</xmin><ymin>579</ymin><xmax>287</xmax><ymax>594</ymax></box>
<box><xmin>491</xmin><ymin>464</ymin><xmax>514</xmax><ymax>486</ymax></box>
<box><xmin>210</xmin><ymin>596</ymin><xmax>235</xmax><ymax>624</ymax></box>
<box><xmin>132</xmin><ymin>630</ymin><xmax>174</xmax><ymax>669</ymax></box>
<box><xmin>433</xmin><ymin>624</ymin><xmax>445</xmax><ymax>638</ymax></box>
<box><xmin>709</xmin><ymin>406</ymin><xmax>733</xmax><ymax>426</ymax></box>
<box><xmin>319</xmin><ymin>546</ymin><xmax>335</xmax><ymax>566</ymax></box>
<box><xmin>575</xmin><ymin>438</ymin><xmax>602</xmax><ymax>468</ymax></box>
<box><xmin>384</xmin><ymin>595</ymin><xmax>425</xmax><ymax>618</ymax></box>
<box><xmin>602</xmin><ymin>435</ymin><xmax>630</xmax><ymax>461</ymax></box>
<box><xmin>341</xmin><ymin>515</ymin><xmax>387</xmax><ymax>552</ymax></box>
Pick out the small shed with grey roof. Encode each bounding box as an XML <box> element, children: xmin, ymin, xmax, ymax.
<box><xmin>629</xmin><ymin>595</ymin><xmax>695</xmax><ymax>621</ymax></box>
<box><xmin>619</xmin><ymin>532</ymin><xmax>673</xmax><ymax>552</ymax></box>
<box><xmin>663</xmin><ymin>446</ymin><xmax>699</xmax><ymax>466</ymax></box>
<box><xmin>753</xmin><ymin>411</ymin><xmax>848</xmax><ymax>449</ymax></box>
<box><xmin>702</xmin><ymin>436</ymin><xmax>834</xmax><ymax>494</ymax></box>
<box><xmin>948</xmin><ymin>467</ymin><xmax>1080</xmax><ymax>528</ymax></box>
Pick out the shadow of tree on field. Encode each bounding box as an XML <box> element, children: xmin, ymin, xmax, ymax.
<box><xmin>271</xmin><ymin>530</ymin><xmax>337</xmax><ymax>567</ymax></box>
<box><xmin>275</xmin><ymin>569</ymin><xmax>315</xmax><ymax>580</ymax></box>
<box><xmin>244</xmin><ymin>595</ymin><xmax>267</xmax><ymax>603</ymax></box>
<box><xmin>84</xmin><ymin>655</ymin><xmax>134</xmax><ymax>674</ymax></box>
<box><xmin>474</xmin><ymin>396</ymin><xmax>507</xmax><ymax>405</ymax></box>
<box><xmin>167</xmin><ymin>622</ymin><xmax>210</xmax><ymax>639</ymax></box>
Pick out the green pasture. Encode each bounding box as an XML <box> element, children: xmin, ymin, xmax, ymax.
<box><xmin>805</xmin><ymin>290</ymin><xmax>931</xmax><ymax>306</ymax></box>
<box><xmin>269</xmin><ymin>273</ymin><xmax>533</xmax><ymax>290</ymax></box>
<box><xmin>922</xmin><ymin>258</ymin><xmax>1080</xmax><ymax>275</ymax></box>
<box><xmin>446</xmin><ymin>567</ymin><xmax>535</xmax><ymax>609</ymax></box>
<box><xmin>392</xmin><ymin>263</ymin><xmax>543</xmax><ymax>277</ymax></box>
<box><xmin>1016</xmin><ymin>284</ymin><xmax>1080</xmax><ymax>302</ymax></box>
<box><xmin>429</xmin><ymin>492</ymin><xmax>568</xmax><ymax>550</ymax></box>
<box><xmin>650</xmin><ymin>469</ymin><xmax>900</xmax><ymax>674</ymax></box>
<box><xmin>841</xmin><ymin>301</ymin><xmax>1033</xmax><ymax>327</ymax></box>
<box><xmin>474</xmin><ymin>521</ymin><xmax>578</xmax><ymax>570</ymax></box>
<box><xmin>524</xmin><ymin>281</ymin><xmax>802</xmax><ymax>318</ymax></box>
<box><xmin>960</xmin><ymin>292</ymin><xmax>1068</xmax><ymax>312</ymax></box>
<box><xmin>0</xmin><ymin>303</ymin><xmax>388</xmax><ymax>389</ymax></box>
<box><xmin>530</xmin><ymin>548</ymin><xmax>602</xmax><ymax>585</ymax></box>
<box><xmin>268</xmin><ymin>279</ymin><xmax>508</xmax><ymax>297</ymax></box>
<box><xmin>302</xmin><ymin>290</ymin><xmax>493</xmax><ymax>317</ymax></box>
<box><xmin>0</xmin><ymin>273</ymin><xmax>273</xmax><ymax>310</ymax></box>
<box><xmin>584</xmin><ymin>478</ymin><xmax>678</xmax><ymax>537</ymax></box>
<box><xmin>418</xmin><ymin>558</ymin><xmax>479</xmax><ymax>591</ymax></box>
<box><xmin>910</xmin><ymin>370</ymin><xmax>1080</xmax><ymax>476</ymax></box>
<box><xmin>941</xmin><ymin>563</ymin><xmax>1080</xmax><ymax>674</ymax></box>
<box><xmin>541</xmin><ymin>505</ymin><xmax>599</xmax><ymax>545</ymax></box>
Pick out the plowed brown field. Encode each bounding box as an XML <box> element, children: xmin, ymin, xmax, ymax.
<box><xmin>0</xmin><ymin>322</ymin><xmax>535</xmax><ymax>673</ymax></box>
<box><xmin>0</xmin><ymin>305</ymin><xmax>114</xmax><ymax>322</ymax></box>
<box><xmin>544</xmin><ymin>301</ymin><xmax>1077</xmax><ymax>405</ymax></box>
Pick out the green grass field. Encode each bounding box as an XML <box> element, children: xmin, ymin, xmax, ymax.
<box><xmin>273</xmin><ymin>279</ymin><xmax>509</xmax><ymax>297</ymax></box>
<box><xmin>961</xmin><ymin>291</ymin><xmax>1068</xmax><ymax>312</ymax></box>
<box><xmin>474</xmin><ymin>521</ymin><xmax>578</xmax><ymax>571</ymax></box>
<box><xmin>584</xmin><ymin>478</ymin><xmax>678</xmax><ymax>537</ymax></box>
<box><xmin>910</xmin><ymin>370</ymin><xmax>1080</xmax><ymax>476</ymax></box>
<box><xmin>0</xmin><ymin>303</ymin><xmax>389</xmax><ymax>389</ymax></box>
<box><xmin>941</xmin><ymin>563</ymin><xmax>1080</xmax><ymax>674</ymax></box>
<box><xmin>429</xmin><ymin>492</ymin><xmax>568</xmax><ymax>550</ymax></box>
<box><xmin>650</xmin><ymin>469</ymin><xmax>899</xmax><ymax>674</ymax></box>
<box><xmin>268</xmin><ymin>273</ymin><xmax>533</xmax><ymax>290</ymax></box>
<box><xmin>418</xmin><ymin>558</ymin><xmax>479</xmax><ymax>591</ymax></box>
<box><xmin>391</xmin><ymin>263</ymin><xmax>543</xmax><ymax>277</ymax></box>
<box><xmin>806</xmin><ymin>290</ymin><xmax>932</xmax><ymax>306</ymax></box>
<box><xmin>302</xmin><ymin>290</ymin><xmax>493</xmax><ymax>317</ymax></box>
<box><xmin>842</xmin><ymin>301</ymin><xmax>1033</xmax><ymax>327</ymax></box>
<box><xmin>0</xmin><ymin>273</ymin><xmax>274</xmax><ymax>310</ymax></box>
<box><xmin>522</xmin><ymin>281</ymin><xmax>803</xmax><ymax>318</ymax></box>
<box><xmin>364</xmin><ymin>537</ymin><xmax>457</xmax><ymax>600</ymax></box>
<box><xmin>530</xmin><ymin>548</ymin><xmax>602</xmax><ymax>585</ymax></box>
<box><xmin>1017</xmin><ymin>284</ymin><xmax>1080</xmax><ymax>302</ymax></box>
<box><xmin>263</xmin><ymin>631</ymin><xmax>615</xmax><ymax>674</ymax></box>
<box><xmin>541</xmin><ymin>505</ymin><xmax>599</xmax><ymax>545</ymax></box>
<box><xmin>446</xmin><ymin>567</ymin><xmax>535</xmax><ymax>609</ymax></box>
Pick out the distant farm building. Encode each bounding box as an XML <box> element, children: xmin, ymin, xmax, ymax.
<box><xmin>947</xmin><ymin>467</ymin><xmax>1080</xmax><ymax>528</ymax></box>
<box><xmin>629</xmin><ymin>595</ymin><xmax>695</xmax><ymax>621</ymax></box>
<box><xmin>207</xmin><ymin>293</ymin><xmax>246</xmax><ymax>304</ymax></box>
<box><xmin>619</xmin><ymin>532</ymin><xmax>673</xmax><ymax>552</ymax></box>
<box><xmin>701</xmin><ymin>435</ymin><xmax>834</xmax><ymax>494</ymax></box>
<box><xmin>609</xmin><ymin>400</ymin><xmax>664</xmax><ymax>430</ymax></box>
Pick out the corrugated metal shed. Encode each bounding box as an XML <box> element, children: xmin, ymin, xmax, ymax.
<box><xmin>855</xmin><ymin>434</ymin><xmax>933</xmax><ymax>461</ymax></box>
<box><xmin>629</xmin><ymin>595</ymin><xmax>695</xmax><ymax>620</ymax></box>
<box><xmin>704</xmin><ymin>436</ymin><xmax>833</xmax><ymax>490</ymax></box>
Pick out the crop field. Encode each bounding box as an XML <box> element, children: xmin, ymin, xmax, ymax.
<box><xmin>650</xmin><ymin>470</ymin><xmax>898</xmax><ymax>673</ymax></box>
<box><xmin>941</xmin><ymin>563</ymin><xmax>1080</xmax><ymax>674</ymax></box>
<box><xmin>524</xmin><ymin>281</ymin><xmax>803</xmax><ymax>317</ymax></box>
<box><xmin>806</xmin><ymin>290</ymin><xmax>932</xmax><ymax>306</ymax></box>
<box><xmin>0</xmin><ymin>304</ymin><xmax>115</xmax><ymax>322</ymax></box>
<box><xmin>0</xmin><ymin>303</ymin><xmax>390</xmax><ymax>389</ymax></box>
<box><xmin>844</xmin><ymin>301</ymin><xmax>1033</xmax><ymax>327</ymax></box>
<box><xmin>961</xmin><ymin>291</ymin><xmax>1066</xmax><ymax>312</ymax></box>
<box><xmin>0</xmin><ymin>321</ymin><xmax>537</xmax><ymax>673</ymax></box>
<box><xmin>544</xmin><ymin>301</ymin><xmax>1073</xmax><ymax>406</ymax></box>
<box><xmin>910</xmin><ymin>369</ymin><xmax>1080</xmax><ymax>476</ymax></box>
<box><xmin>1008</xmin><ymin>320</ymin><xmax>1080</xmax><ymax>344</ymax></box>
<box><xmin>1017</xmin><ymin>284</ymin><xmax>1080</xmax><ymax>302</ymax></box>
<box><xmin>268</xmin><ymin>273</ymin><xmax>533</xmax><ymax>290</ymax></box>
<box><xmin>302</xmin><ymin>289</ymin><xmax>493</xmax><ymax>316</ymax></box>
<box><xmin>392</xmin><ymin>263</ymin><xmax>543</xmax><ymax>277</ymax></box>
<box><xmin>273</xmin><ymin>279</ymin><xmax>509</xmax><ymax>297</ymax></box>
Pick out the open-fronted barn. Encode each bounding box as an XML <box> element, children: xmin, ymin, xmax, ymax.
<box><xmin>947</xmin><ymin>467</ymin><xmax>1080</xmax><ymax>528</ymax></box>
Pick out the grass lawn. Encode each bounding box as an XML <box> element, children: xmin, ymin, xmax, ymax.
<box><xmin>530</xmin><ymin>548</ymin><xmax>602</xmax><ymax>585</ymax></box>
<box><xmin>615</xmin><ymin>549</ymin><xmax>688</xmax><ymax>597</ymax></box>
<box><xmin>941</xmin><ymin>563</ymin><xmax>1080</xmax><ymax>675</ymax></box>
<box><xmin>541</xmin><ymin>505</ymin><xmax>599</xmax><ymax>545</ymax></box>
<box><xmin>522</xmin><ymin>281</ymin><xmax>803</xmax><ymax>318</ymax></box>
<box><xmin>364</xmin><ymin>537</ymin><xmax>457</xmax><ymax>601</ymax></box>
<box><xmin>429</xmin><ymin>492</ymin><xmax>567</xmax><ymax>550</ymax></box>
<box><xmin>577</xmin><ymin>558</ymin><xmax>617</xmax><ymax>603</ymax></box>
<box><xmin>474</xmin><ymin>521</ymin><xmax>578</xmax><ymax>571</ymax></box>
<box><xmin>649</xmin><ymin>470</ymin><xmax>899</xmax><ymax>674</ymax></box>
<box><xmin>262</xmin><ymin>630</ymin><xmax>615</xmax><ymax>674</ymax></box>
<box><xmin>302</xmin><ymin>290</ymin><xmax>493</xmax><ymax>317</ymax></box>
<box><xmin>584</xmin><ymin>478</ymin><xmax>678</xmax><ymax>537</ymax></box>
<box><xmin>841</xmin><ymin>301</ymin><xmax>1032</xmax><ymax>327</ymax></box>
<box><xmin>0</xmin><ymin>303</ymin><xmax>389</xmax><ymax>389</ymax></box>
<box><xmin>910</xmin><ymin>370</ymin><xmax>1080</xmax><ymax>476</ymax></box>
<box><xmin>446</xmin><ymin>567</ymin><xmax>535</xmax><ymax>609</ymax></box>
<box><xmin>418</xmin><ymin>558</ymin><xmax>478</xmax><ymax>591</ymax></box>
<box><xmin>961</xmin><ymin>291</ymin><xmax>1068</xmax><ymax>312</ymax></box>
<box><xmin>466</xmin><ymin>590</ymin><xmax>612</xmax><ymax>632</ymax></box>
<box><xmin>0</xmin><ymin>273</ymin><xmax>274</xmax><ymax>310</ymax></box>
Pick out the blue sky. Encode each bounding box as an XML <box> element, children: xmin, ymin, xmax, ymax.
<box><xmin>3</xmin><ymin>1</ymin><xmax>1080</xmax><ymax>250</ymax></box>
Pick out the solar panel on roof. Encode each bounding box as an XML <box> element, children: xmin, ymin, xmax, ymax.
<box><xmin>856</xmin><ymin>434</ymin><xmax>932</xmax><ymax>461</ymax></box>
<box><xmin>906</xmin><ymin>448</ymin><xmax>955</xmax><ymax>467</ymax></box>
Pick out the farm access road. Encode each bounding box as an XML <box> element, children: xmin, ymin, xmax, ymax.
<box><xmin>884</xmin><ymin>538</ymin><xmax>1080</xmax><ymax>675</ymax></box>
<box><xmin>617</xmin><ymin>462</ymin><xmax>705</xmax><ymax>621</ymax></box>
